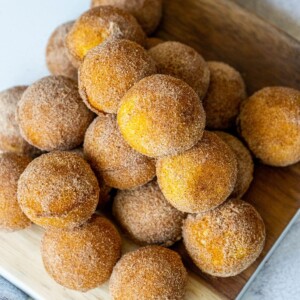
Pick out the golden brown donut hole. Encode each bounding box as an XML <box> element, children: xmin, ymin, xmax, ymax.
<box><xmin>41</xmin><ymin>215</ymin><xmax>121</xmax><ymax>291</ymax></box>
<box><xmin>79</xmin><ymin>39</ymin><xmax>156</xmax><ymax>114</ymax></box>
<box><xmin>156</xmin><ymin>131</ymin><xmax>237</xmax><ymax>213</ymax></box>
<box><xmin>17</xmin><ymin>151</ymin><xmax>99</xmax><ymax>230</ymax></box>
<box><xmin>149</xmin><ymin>41</ymin><xmax>210</xmax><ymax>100</ymax></box>
<box><xmin>66</xmin><ymin>6</ymin><xmax>146</xmax><ymax>67</ymax></box>
<box><xmin>183</xmin><ymin>199</ymin><xmax>266</xmax><ymax>277</ymax></box>
<box><xmin>117</xmin><ymin>74</ymin><xmax>206</xmax><ymax>158</ymax></box>
<box><xmin>110</xmin><ymin>246</ymin><xmax>187</xmax><ymax>299</ymax></box>
<box><xmin>113</xmin><ymin>181</ymin><xmax>186</xmax><ymax>246</ymax></box>
<box><xmin>238</xmin><ymin>86</ymin><xmax>300</xmax><ymax>166</ymax></box>
<box><xmin>17</xmin><ymin>76</ymin><xmax>94</xmax><ymax>152</ymax></box>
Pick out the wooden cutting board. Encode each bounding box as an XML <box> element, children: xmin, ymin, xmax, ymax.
<box><xmin>1</xmin><ymin>0</ymin><xmax>300</xmax><ymax>299</ymax></box>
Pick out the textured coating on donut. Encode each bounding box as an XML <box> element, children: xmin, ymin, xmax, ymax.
<box><xmin>183</xmin><ymin>199</ymin><xmax>266</xmax><ymax>277</ymax></box>
<box><xmin>113</xmin><ymin>181</ymin><xmax>186</xmax><ymax>246</ymax></box>
<box><xmin>69</xmin><ymin>148</ymin><xmax>112</xmax><ymax>206</ymax></box>
<box><xmin>215</xmin><ymin>131</ymin><xmax>254</xmax><ymax>198</ymax></box>
<box><xmin>91</xmin><ymin>0</ymin><xmax>163</xmax><ymax>34</ymax></box>
<box><xmin>203</xmin><ymin>61</ymin><xmax>247</xmax><ymax>129</ymax></box>
<box><xmin>238</xmin><ymin>86</ymin><xmax>300</xmax><ymax>166</ymax></box>
<box><xmin>0</xmin><ymin>86</ymin><xmax>39</xmax><ymax>156</ymax></box>
<box><xmin>145</xmin><ymin>37</ymin><xmax>164</xmax><ymax>49</ymax></box>
<box><xmin>66</xmin><ymin>6</ymin><xmax>146</xmax><ymax>67</ymax></box>
<box><xmin>0</xmin><ymin>153</ymin><xmax>31</xmax><ymax>231</ymax></box>
<box><xmin>17</xmin><ymin>76</ymin><xmax>94</xmax><ymax>151</ymax></box>
<box><xmin>17</xmin><ymin>151</ymin><xmax>99</xmax><ymax>229</ymax></box>
<box><xmin>46</xmin><ymin>21</ymin><xmax>78</xmax><ymax>81</ymax></box>
<box><xmin>117</xmin><ymin>74</ymin><xmax>206</xmax><ymax>157</ymax></box>
<box><xmin>156</xmin><ymin>131</ymin><xmax>237</xmax><ymax>213</ymax></box>
<box><xmin>110</xmin><ymin>246</ymin><xmax>187</xmax><ymax>300</ymax></box>
<box><xmin>41</xmin><ymin>215</ymin><xmax>121</xmax><ymax>291</ymax></box>
<box><xmin>149</xmin><ymin>41</ymin><xmax>210</xmax><ymax>99</ymax></box>
<box><xmin>79</xmin><ymin>39</ymin><xmax>156</xmax><ymax>114</ymax></box>
<box><xmin>84</xmin><ymin>114</ymin><xmax>155</xmax><ymax>189</ymax></box>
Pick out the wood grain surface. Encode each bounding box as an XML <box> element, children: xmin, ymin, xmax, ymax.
<box><xmin>0</xmin><ymin>226</ymin><xmax>222</xmax><ymax>300</ymax></box>
<box><xmin>1</xmin><ymin>0</ymin><xmax>300</xmax><ymax>299</ymax></box>
<box><xmin>157</xmin><ymin>0</ymin><xmax>300</xmax><ymax>94</ymax></box>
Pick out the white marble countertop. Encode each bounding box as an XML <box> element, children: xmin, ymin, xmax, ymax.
<box><xmin>0</xmin><ymin>0</ymin><xmax>299</xmax><ymax>299</ymax></box>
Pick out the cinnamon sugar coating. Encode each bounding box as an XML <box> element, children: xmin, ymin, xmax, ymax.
<box><xmin>203</xmin><ymin>61</ymin><xmax>247</xmax><ymax>129</ymax></box>
<box><xmin>109</xmin><ymin>246</ymin><xmax>187</xmax><ymax>299</ymax></box>
<box><xmin>0</xmin><ymin>153</ymin><xmax>31</xmax><ymax>231</ymax></box>
<box><xmin>66</xmin><ymin>6</ymin><xmax>146</xmax><ymax>67</ymax></box>
<box><xmin>0</xmin><ymin>86</ymin><xmax>39</xmax><ymax>156</ymax></box>
<box><xmin>17</xmin><ymin>76</ymin><xmax>94</xmax><ymax>151</ymax></box>
<box><xmin>156</xmin><ymin>131</ymin><xmax>237</xmax><ymax>213</ymax></box>
<box><xmin>17</xmin><ymin>151</ymin><xmax>99</xmax><ymax>230</ymax></box>
<box><xmin>69</xmin><ymin>148</ymin><xmax>112</xmax><ymax>206</ymax></box>
<box><xmin>183</xmin><ymin>199</ymin><xmax>266</xmax><ymax>277</ymax></box>
<box><xmin>84</xmin><ymin>113</ymin><xmax>155</xmax><ymax>189</ymax></box>
<box><xmin>113</xmin><ymin>181</ymin><xmax>186</xmax><ymax>246</ymax></box>
<box><xmin>238</xmin><ymin>86</ymin><xmax>300</xmax><ymax>166</ymax></box>
<box><xmin>91</xmin><ymin>0</ymin><xmax>163</xmax><ymax>34</ymax></box>
<box><xmin>46</xmin><ymin>21</ymin><xmax>78</xmax><ymax>81</ymax></box>
<box><xmin>149</xmin><ymin>41</ymin><xmax>210</xmax><ymax>99</ymax></box>
<box><xmin>41</xmin><ymin>215</ymin><xmax>121</xmax><ymax>291</ymax></box>
<box><xmin>79</xmin><ymin>39</ymin><xmax>156</xmax><ymax>114</ymax></box>
<box><xmin>215</xmin><ymin>131</ymin><xmax>254</xmax><ymax>198</ymax></box>
<box><xmin>117</xmin><ymin>74</ymin><xmax>206</xmax><ymax>157</ymax></box>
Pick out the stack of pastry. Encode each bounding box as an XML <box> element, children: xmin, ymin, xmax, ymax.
<box><xmin>1</xmin><ymin>0</ymin><xmax>300</xmax><ymax>299</ymax></box>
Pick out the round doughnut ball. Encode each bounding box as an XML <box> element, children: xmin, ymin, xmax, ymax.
<box><xmin>149</xmin><ymin>41</ymin><xmax>210</xmax><ymax>100</ymax></box>
<box><xmin>41</xmin><ymin>215</ymin><xmax>121</xmax><ymax>291</ymax></box>
<box><xmin>84</xmin><ymin>113</ymin><xmax>155</xmax><ymax>189</ymax></box>
<box><xmin>203</xmin><ymin>61</ymin><xmax>247</xmax><ymax>129</ymax></box>
<box><xmin>66</xmin><ymin>6</ymin><xmax>146</xmax><ymax>67</ymax></box>
<box><xmin>238</xmin><ymin>86</ymin><xmax>300</xmax><ymax>166</ymax></box>
<box><xmin>113</xmin><ymin>181</ymin><xmax>186</xmax><ymax>246</ymax></box>
<box><xmin>91</xmin><ymin>0</ymin><xmax>162</xmax><ymax>34</ymax></box>
<box><xmin>0</xmin><ymin>153</ymin><xmax>31</xmax><ymax>231</ymax></box>
<box><xmin>0</xmin><ymin>86</ymin><xmax>39</xmax><ymax>156</ymax></box>
<box><xmin>110</xmin><ymin>246</ymin><xmax>187</xmax><ymax>300</ymax></box>
<box><xmin>79</xmin><ymin>39</ymin><xmax>156</xmax><ymax>114</ymax></box>
<box><xmin>118</xmin><ymin>74</ymin><xmax>206</xmax><ymax>157</ymax></box>
<box><xmin>17</xmin><ymin>76</ymin><xmax>94</xmax><ymax>151</ymax></box>
<box><xmin>145</xmin><ymin>37</ymin><xmax>164</xmax><ymax>50</ymax></box>
<box><xmin>46</xmin><ymin>21</ymin><xmax>78</xmax><ymax>81</ymax></box>
<box><xmin>17</xmin><ymin>151</ymin><xmax>99</xmax><ymax>230</ymax></box>
<box><xmin>157</xmin><ymin>131</ymin><xmax>237</xmax><ymax>213</ymax></box>
<box><xmin>215</xmin><ymin>131</ymin><xmax>254</xmax><ymax>198</ymax></box>
<box><xmin>183</xmin><ymin>199</ymin><xmax>266</xmax><ymax>277</ymax></box>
